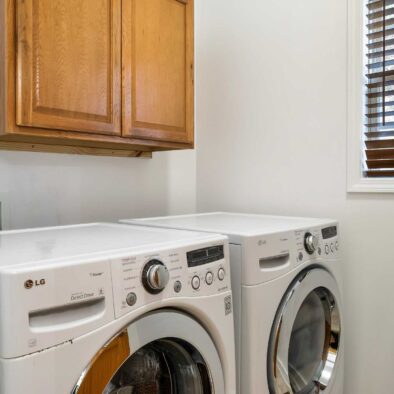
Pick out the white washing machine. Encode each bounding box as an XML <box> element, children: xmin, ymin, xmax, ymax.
<box><xmin>121</xmin><ymin>212</ymin><xmax>344</xmax><ymax>394</ymax></box>
<box><xmin>0</xmin><ymin>223</ymin><xmax>236</xmax><ymax>394</ymax></box>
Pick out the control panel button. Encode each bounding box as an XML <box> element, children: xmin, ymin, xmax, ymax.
<box><xmin>192</xmin><ymin>276</ymin><xmax>200</xmax><ymax>290</ymax></box>
<box><xmin>174</xmin><ymin>280</ymin><xmax>182</xmax><ymax>293</ymax></box>
<box><xmin>205</xmin><ymin>271</ymin><xmax>214</xmax><ymax>285</ymax></box>
<box><xmin>126</xmin><ymin>292</ymin><xmax>137</xmax><ymax>307</ymax></box>
<box><xmin>325</xmin><ymin>245</ymin><xmax>330</xmax><ymax>255</ymax></box>
<box><xmin>318</xmin><ymin>247</ymin><xmax>322</xmax><ymax>255</ymax></box>
<box><xmin>298</xmin><ymin>252</ymin><xmax>303</xmax><ymax>261</ymax></box>
<box><xmin>218</xmin><ymin>268</ymin><xmax>225</xmax><ymax>281</ymax></box>
<box><xmin>335</xmin><ymin>241</ymin><xmax>339</xmax><ymax>251</ymax></box>
<box><xmin>330</xmin><ymin>243</ymin><xmax>334</xmax><ymax>253</ymax></box>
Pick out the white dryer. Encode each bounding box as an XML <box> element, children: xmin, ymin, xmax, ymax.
<box><xmin>0</xmin><ymin>223</ymin><xmax>236</xmax><ymax>394</ymax></box>
<box><xmin>122</xmin><ymin>212</ymin><xmax>344</xmax><ymax>394</ymax></box>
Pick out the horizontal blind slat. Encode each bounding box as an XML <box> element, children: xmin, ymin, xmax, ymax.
<box><xmin>367</xmin><ymin>0</ymin><xmax>394</xmax><ymax>11</ymax></box>
<box><xmin>365</xmin><ymin>131</ymin><xmax>394</xmax><ymax>137</ymax></box>
<box><xmin>367</xmin><ymin>27</ymin><xmax>394</xmax><ymax>39</ymax></box>
<box><xmin>364</xmin><ymin>170</ymin><xmax>394</xmax><ymax>177</ymax></box>
<box><xmin>367</xmin><ymin>48</ymin><xmax>394</xmax><ymax>59</ymax></box>
<box><xmin>367</xmin><ymin>18</ymin><xmax>394</xmax><ymax>30</ymax></box>
<box><xmin>366</xmin><ymin>90</ymin><xmax>394</xmax><ymax>98</ymax></box>
<box><xmin>365</xmin><ymin>148</ymin><xmax>394</xmax><ymax>159</ymax></box>
<box><xmin>366</xmin><ymin>59</ymin><xmax>394</xmax><ymax>69</ymax></box>
<box><xmin>366</xmin><ymin>159</ymin><xmax>394</xmax><ymax>168</ymax></box>
<box><xmin>365</xmin><ymin>139</ymin><xmax>394</xmax><ymax>148</ymax></box>
<box><xmin>366</xmin><ymin>100</ymin><xmax>394</xmax><ymax>108</ymax></box>
<box><xmin>366</xmin><ymin>79</ymin><xmax>394</xmax><ymax>88</ymax></box>
<box><xmin>368</xmin><ymin>8</ymin><xmax>394</xmax><ymax>20</ymax></box>
<box><xmin>367</xmin><ymin>37</ymin><xmax>394</xmax><ymax>49</ymax></box>
<box><xmin>366</xmin><ymin>69</ymin><xmax>394</xmax><ymax>79</ymax></box>
<box><xmin>366</xmin><ymin>110</ymin><xmax>394</xmax><ymax>117</ymax></box>
<box><xmin>365</xmin><ymin>121</ymin><xmax>394</xmax><ymax>128</ymax></box>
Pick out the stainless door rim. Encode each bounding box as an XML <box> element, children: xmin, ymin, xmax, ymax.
<box><xmin>268</xmin><ymin>268</ymin><xmax>341</xmax><ymax>394</ymax></box>
<box><xmin>73</xmin><ymin>309</ymin><xmax>225</xmax><ymax>393</ymax></box>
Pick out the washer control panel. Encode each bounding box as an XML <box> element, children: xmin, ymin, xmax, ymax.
<box><xmin>111</xmin><ymin>240</ymin><xmax>229</xmax><ymax>318</ymax></box>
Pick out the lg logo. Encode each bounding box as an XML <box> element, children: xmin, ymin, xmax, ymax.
<box><xmin>24</xmin><ymin>279</ymin><xmax>46</xmax><ymax>289</ymax></box>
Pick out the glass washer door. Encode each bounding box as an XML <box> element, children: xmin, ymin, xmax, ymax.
<box><xmin>267</xmin><ymin>269</ymin><xmax>341</xmax><ymax>394</ymax></box>
<box><xmin>104</xmin><ymin>338</ymin><xmax>212</xmax><ymax>393</ymax></box>
<box><xmin>72</xmin><ymin>310</ymin><xmax>225</xmax><ymax>394</ymax></box>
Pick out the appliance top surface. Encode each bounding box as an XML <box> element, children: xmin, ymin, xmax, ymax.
<box><xmin>0</xmin><ymin>223</ymin><xmax>225</xmax><ymax>269</ymax></box>
<box><xmin>125</xmin><ymin>212</ymin><xmax>336</xmax><ymax>237</ymax></box>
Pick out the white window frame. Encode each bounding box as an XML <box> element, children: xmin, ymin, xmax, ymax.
<box><xmin>347</xmin><ymin>0</ymin><xmax>394</xmax><ymax>192</ymax></box>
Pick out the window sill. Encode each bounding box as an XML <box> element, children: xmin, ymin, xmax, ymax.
<box><xmin>348</xmin><ymin>178</ymin><xmax>394</xmax><ymax>193</ymax></box>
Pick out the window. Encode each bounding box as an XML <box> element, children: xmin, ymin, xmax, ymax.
<box><xmin>365</xmin><ymin>0</ymin><xmax>394</xmax><ymax>178</ymax></box>
<box><xmin>348</xmin><ymin>0</ymin><xmax>394</xmax><ymax>192</ymax></box>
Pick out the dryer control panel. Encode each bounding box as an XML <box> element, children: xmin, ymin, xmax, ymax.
<box><xmin>243</xmin><ymin>221</ymin><xmax>339</xmax><ymax>286</ymax></box>
<box><xmin>295</xmin><ymin>224</ymin><xmax>339</xmax><ymax>262</ymax></box>
<box><xmin>111</xmin><ymin>240</ymin><xmax>230</xmax><ymax>318</ymax></box>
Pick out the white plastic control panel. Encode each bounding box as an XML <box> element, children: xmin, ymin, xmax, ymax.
<box><xmin>295</xmin><ymin>225</ymin><xmax>339</xmax><ymax>262</ymax></box>
<box><xmin>242</xmin><ymin>222</ymin><xmax>339</xmax><ymax>286</ymax></box>
<box><xmin>110</xmin><ymin>241</ymin><xmax>230</xmax><ymax>318</ymax></box>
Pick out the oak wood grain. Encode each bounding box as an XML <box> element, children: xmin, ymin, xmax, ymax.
<box><xmin>0</xmin><ymin>0</ymin><xmax>6</xmax><ymax>133</ymax></box>
<box><xmin>4</xmin><ymin>0</ymin><xmax>15</xmax><ymax>135</ymax></box>
<box><xmin>16</xmin><ymin>0</ymin><xmax>122</xmax><ymax>135</ymax></box>
<box><xmin>122</xmin><ymin>0</ymin><xmax>194</xmax><ymax>144</ymax></box>
<box><xmin>0</xmin><ymin>128</ymin><xmax>192</xmax><ymax>151</ymax></box>
<box><xmin>0</xmin><ymin>0</ymin><xmax>195</xmax><ymax>157</ymax></box>
<box><xmin>0</xmin><ymin>141</ymin><xmax>152</xmax><ymax>158</ymax></box>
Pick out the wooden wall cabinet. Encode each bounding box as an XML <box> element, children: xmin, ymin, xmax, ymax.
<box><xmin>0</xmin><ymin>0</ymin><xmax>194</xmax><ymax>157</ymax></box>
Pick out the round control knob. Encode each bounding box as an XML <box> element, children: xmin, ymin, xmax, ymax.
<box><xmin>142</xmin><ymin>260</ymin><xmax>169</xmax><ymax>294</ymax></box>
<box><xmin>304</xmin><ymin>232</ymin><xmax>319</xmax><ymax>254</ymax></box>
<box><xmin>192</xmin><ymin>275</ymin><xmax>200</xmax><ymax>290</ymax></box>
<box><xmin>218</xmin><ymin>268</ymin><xmax>225</xmax><ymax>281</ymax></box>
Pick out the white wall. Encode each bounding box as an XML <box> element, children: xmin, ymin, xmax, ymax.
<box><xmin>196</xmin><ymin>0</ymin><xmax>394</xmax><ymax>392</ymax></box>
<box><xmin>0</xmin><ymin>149</ymin><xmax>196</xmax><ymax>229</ymax></box>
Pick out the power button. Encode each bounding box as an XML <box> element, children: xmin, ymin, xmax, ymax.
<box><xmin>126</xmin><ymin>292</ymin><xmax>137</xmax><ymax>307</ymax></box>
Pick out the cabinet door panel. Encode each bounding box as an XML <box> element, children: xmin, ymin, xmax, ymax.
<box><xmin>123</xmin><ymin>0</ymin><xmax>194</xmax><ymax>143</ymax></box>
<box><xmin>16</xmin><ymin>0</ymin><xmax>121</xmax><ymax>135</ymax></box>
